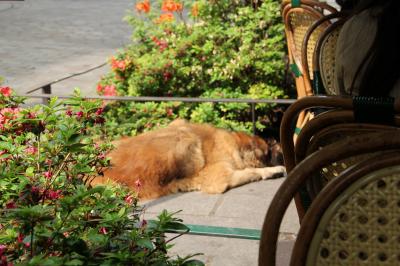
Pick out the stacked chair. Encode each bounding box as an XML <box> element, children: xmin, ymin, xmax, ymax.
<box><xmin>259</xmin><ymin>1</ymin><xmax>400</xmax><ymax>265</ymax></box>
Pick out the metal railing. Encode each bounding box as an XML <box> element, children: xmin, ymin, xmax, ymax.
<box><xmin>22</xmin><ymin>94</ymin><xmax>296</xmax><ymax>135</ymax></box>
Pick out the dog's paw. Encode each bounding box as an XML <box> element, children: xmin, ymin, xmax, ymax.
<box><xmin>260</xmin><ymin>165</ymin><xmax>286</xmax><ymax>180</ymax></box>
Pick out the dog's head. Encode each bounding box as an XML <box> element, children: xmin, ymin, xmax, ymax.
<box><xmin>235</xmin><ymin>132</ymin><xmax>284</xmax><ymax>167</ymax></box>
<box><xmin>252</xmin><ymin>136</ymin><xmax>284</xmax><ymax>167</ymax></box>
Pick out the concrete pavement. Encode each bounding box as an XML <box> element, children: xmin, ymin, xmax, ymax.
<box><xmin>0</xmin><ymin>1</ymin><xmax>300</xmax><ymax>265</ymax></box>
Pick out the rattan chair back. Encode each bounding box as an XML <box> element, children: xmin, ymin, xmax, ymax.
<box><xmin>280</xmin><ymin>96</ymin><xmax>400</xmax><ymax>218</ymax></box>
<box><xmin>291</xmin><ymin>152</ymin><xmax>400</xmax><ymax>266</ymax></box>
<box><xmin>314</xmin><ymin>20</ymin><xmax>345</xmax><ymax>95</ymax></box>
<box><xmin>259</xmin><ymin>132</ymin><xmax>400</xmax><ymax>265</ymax></box>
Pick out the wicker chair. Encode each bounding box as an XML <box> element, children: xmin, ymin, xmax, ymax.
<box><xmin>302</xmin><ymin>13</ymin><xmax>346</xmax><ymax>95</ymax></box>
<box><xmin>280</xmin><ymin>96</ymin><xmax>400</xmax><ymax>218</ymax></box>
<box><xmin>259</xmin><ymin>132</ymin><xmax>400</xmax><ymax>266</ymax></box>
<box><xmin>281</xmin><ymin>0</ymin><xmax>337</xmax><ymax>141</ymax></box>
<box><xmin>313</xmin><ymin>19</ymin><xmax>346</xmax><ymax>95</ymax></box>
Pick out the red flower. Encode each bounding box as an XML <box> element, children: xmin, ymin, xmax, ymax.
<box><xmin>17</xmin><ymin>233</ymin><xmax>24</xmax><ymax>243</ymax></box>
<box><xmin>0</xmin><ymin>86</ymin><xmax>12</xmax><ymax>97</ymax></box>
<box><xmin>96</xmin><ymin>84</ymin><xmax>103</xmax><ymax>93</ymax></box>
<box><xmin>136</xmin><ymin>0</ymin><xmax>150</xmax><ymax>13</ymax></box>
<box><xmin>5</xmin><ymin>201</ymin><xmax>16</xmax><ymax>209</ymax></box>
<box><xmin>163</xmin><ymin>71</ymin><xmax>172</xmax><ymax>81</ymax></box>
<box><xmin>65</xmin><ymin>109</ymin><xmax>73</xmax><ymax>117</ymax></box>
<box><xmin>76</xmin><ymin>111</ymin><xmax>84</xmax><ymax>119</ymax></box>
<box><xmin>95</xmin><ymin>108</ymin><xmax>104</xmax><ymax>116</ymax></box>
<box><xmin>99</xmin><ymin>227</ymin><xmax>108</xmax><ymax>235</ymax></box>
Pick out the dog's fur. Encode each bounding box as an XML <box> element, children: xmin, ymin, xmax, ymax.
<box><xmin>94</xmin><ymin>119</ymin><xmax>285</xmax><ymax>199</ymax></box>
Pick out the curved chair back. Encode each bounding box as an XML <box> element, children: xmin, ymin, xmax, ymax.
<box><xmin>280</xmin><ymin>96</ymin><xmax>400</xmax><ymax>218</ymax></box>
<box><xmin>291</xmin><ymin>152</ymin><xmax>400</xmax><ymax>265</ymax></box>
<box><xmin>314</xmin><ymin>20</ymin><xmax>346</xmax><ymax>95</ymax></box>
<box><xmin>259</xmin><ymin>132</ymin><xmax>400</xmax><ymax>265</ymax></box>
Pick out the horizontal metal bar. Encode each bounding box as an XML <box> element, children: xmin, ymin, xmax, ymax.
<box><xmin>167</xmin><ymin>224</ymin><xmax>261</xmax><ymax>240</ymax></box>
<box><xmin>20</xmin><ymin>94</ymin><xmax>296</xmax><ymax>105</ymax></box>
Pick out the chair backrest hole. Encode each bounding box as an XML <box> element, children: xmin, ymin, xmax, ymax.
<box><xmin>339</xmin><ymin>212</ymin><xmax>348</xmax><ymax>222</ymax></box>
<box><xmin>377</xmin><ymin>217</ymin><xmax>388</xmax><ymax>225</ymax></box>
<box><xmin>377</xmin><ymin>180</ymin><xmax>386</xmax><ymax>189</ymax></box>
<box><xmin>338</xmin><ymin>250</ymin><xmax>348</xmax><ymax>260</ymax></box>
<box><xmin>357</xmin><ymin>197</ymin><xmax>368</xmax><ymax>207</ymax></box>
<box><xmin>377</xmin><ymin>199</ymin><xmax>388</xmax><ymax>208</ymax></box>
<box><xmin>378</xmin><ymin>253</ymin><xmax>387</xmax><ymax>261</ymax></box>
<box><xmin>377</xmin><ymin>234</ymin><xmax>388</xmax><ymax>243</ymax></box>
<box><xmin>320</xmin><ymin>247</ymin><xmax>330</xmax><ymax>258</ymax></box>
<box><xmin>358</xmin><ymin>252</ymin><xmax>368</xmax><ymax>261</ymax></box>
<box><xmin>358</xmin><ymin>215</ymin><xmax>368</xmax><ymax>224</ymax></box>
<box><xmin>338</xmin><ymin>231</ymin><xmax>348</xmax><ymax>241</ymax></box>
<box><xmin>358</xmin><ymin>233</ymin><xmax>368</xmax><ymax>242</ymax></box>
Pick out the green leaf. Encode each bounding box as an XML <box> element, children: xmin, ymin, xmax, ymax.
<box><xmin>137</xmin><ymin>238</ymin><xmax>154</xmax><ymax>250</ymax></box>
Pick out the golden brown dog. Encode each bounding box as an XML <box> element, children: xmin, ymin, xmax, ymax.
<box><xmin>95</xmin><ymin>119</ymin><xmax>285</xmax><ymax>199</ymax></box>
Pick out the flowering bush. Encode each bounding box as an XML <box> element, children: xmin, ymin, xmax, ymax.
<box><xmin>98</xmin><ymin>0</ymin><xmax>287</xmax><ymax>138</ymax></box>
<box><xmin>0</xmin><ymin>86</ymin><xmax>203</xmax><ymax>265</ymax></box>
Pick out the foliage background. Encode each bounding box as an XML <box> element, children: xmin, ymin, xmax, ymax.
<box><xmin>98</xmin><ymin>0</ymin><xmax>288</xmax><ymax>138</ymax></box>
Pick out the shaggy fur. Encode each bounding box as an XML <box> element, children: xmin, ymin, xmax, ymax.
<box><xmin>94</xmin><ymin>119</ymin><xmax>285</xmax><ymax>199</ymax></box>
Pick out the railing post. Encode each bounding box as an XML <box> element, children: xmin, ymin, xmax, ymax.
<box><xmin>41</xmin><ymin>84</ymin><xmax>52</xmax><ymax>104</ymax></box>
<box><xmin>251</xmin><ymin>103</ymin><xmax>256</xmax><ymax>135</ymax></box>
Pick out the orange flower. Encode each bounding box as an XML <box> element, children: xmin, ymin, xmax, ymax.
<box><xmin>136</xmin><ymin>0</ymin><xmax>150</xmax><ymax>13</ymax></box>
<box><xmin>161</xmin><ymin>0</ymin><xmax>183</xmax><ymax>12</ymax></box>
<box><xmin>191</xmin><ymin>3</ymin><xmax>199</xmax><ymax>17</ymax></box>
<box><xmin>156</xmin><ymin>13</ymin><xmax>174</xmax><ymax>23</ymax></box>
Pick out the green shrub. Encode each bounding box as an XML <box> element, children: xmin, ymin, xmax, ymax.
<box><xmin>0</xmin><ymin>86</ymin><xmax>203</xmax><ymax>265</ymax></box>
<box><xmin>98</xmin><ymin>0</ymin><xmax>286</xmax><ymax>138</ymax></box>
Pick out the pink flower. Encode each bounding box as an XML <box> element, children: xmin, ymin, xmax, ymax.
<box><xmin>140</xmin><ymin>219</ymin><xmax>148</xmax><ymax>228</ymax></box>
<box><xmin>97</xmin><ymin>152</ymin><xmax>106</xmax><ymax>160</ymax></box>
<box><xmin>25</xmin><ymin>146</ymin><xmax>38</xmax><ymax>155</ymax></box>
<box><xmin>95</xmin><ymin>108</ymin><xmax>104</xmax><ymax>116</ymax></box>
<box><xmin>17</xmin><ymin>233</ymin><xmax>24</xmax><ymax>243</ymax></box>
<box><xmin>0</xmin><ymin>86</ymin><xmax>12</xmax><ymax>97</ymax></box>
<box><xmin>44</xmin><ymin>171</ymin><xmax>53</xmax><ymax>179</ymax></box>
<box><xmin>63</xmin><ymin>231</ymin><xmax>70</xmax><ymax>238</ymax></box>
<box><xmin>99</xmin><ymin>227</ymin><xmax>108</xmax><ymax>235</ymax></box>
<box><xmin>135</xmin><ymin>179</ymin><xmax>142</xmax><ymax>189</ymax></box>
<box><xmin>103</xmin><ymin>85</ymin><xmax>117</xmax><ymax>96</ymax></box>
<box><xmin>46</xmin><ymin>190</ymin><xmax>62</xmax><ymax>200</ymax></box>
<box><xmin>124</xmin><ymin>194</ymin><xmax>135</xmax><ymax>205</ymax></box>
<box><xmin>111</xmin><ymin>57</ymin><xmax>127</xmax><ymax>71</ymax></box>
<box><xmin>26</xmin><ymin>112</ymin><xmax>37</xmax><ymax>119</ymax></box>
<box><xmin>31</xmin><ymin>186</ymin><xmax>40</xmax><ymax>193</ymax></box>
<box><xmin>166</xmin><ymin>108</ymin><xmax>174</xmax><ymax>117</ymax></box>
<box><xmin>76</xmin><ymin>111</ymin><xmax>84</xmax><ymax>119</ymax></box>
<box><xmin>0</xmin><ymin>245</ymin><xmax>6</xmax><ymax>256</ymax></box>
